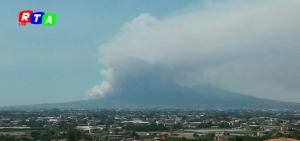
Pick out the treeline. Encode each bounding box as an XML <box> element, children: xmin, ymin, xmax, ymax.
<box><xmin>31</xmin><ymin>129</ymin><xmax>91</xmax><ymax>141</ymax></box>
<box><xmin>19</xmin><ymin>120</ymin><xmax>47</xmax><ymax>127</ymax></box>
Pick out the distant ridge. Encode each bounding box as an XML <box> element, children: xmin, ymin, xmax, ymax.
<box><xmin>2</xmin><ymin>84</ymin><xmax>300</xmax><ymax>110</ymax></box>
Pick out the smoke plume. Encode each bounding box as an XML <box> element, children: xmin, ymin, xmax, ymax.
<box><xmin>85</xmin><ymin>0</ymin><xmax>300</xmax><ymax>102</ymax></box>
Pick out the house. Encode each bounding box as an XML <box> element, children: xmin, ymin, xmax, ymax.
<box><xmin>154</xmin><ymin>137</ymin><xmax>164</xmax><ymax>141</ymax></box>
<box><xmin>214</xmin><ymin>131</ymin><xmax>230</xmax><ymax>140</ymax></box>
<box><xmin>255</xmin><ymin>131</ymin><xmax>268</xmax><ymax>137</ymax></box>
<box><xmin>154</xmin><ymin>132</ymin><xmax>168</xmax><ymax>141</ymax></box>
<box><xmin>122</xmin><ymin>120</ymin><xmax>149</xmax><ymax>125</ymax></box>
<box><xmin>281</xmin><ymin>125</ymin><xmax>289</xmax><ymax>131</ymax></box>
<box><xmin>164</xmin><ymin>119</ymin><xmax>176</xmax><ymax>126</ymax></box>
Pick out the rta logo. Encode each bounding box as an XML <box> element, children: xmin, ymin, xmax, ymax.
<box><xmin>18</xmin><ymin>10</ymin><xmax>57</xmax><ymax>26</ymax></box>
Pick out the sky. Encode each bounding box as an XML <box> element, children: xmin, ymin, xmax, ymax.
<box><xmin>1</xmin><ymin>1</ymin><xmax>300</xmax><ymax>106</ymax></box>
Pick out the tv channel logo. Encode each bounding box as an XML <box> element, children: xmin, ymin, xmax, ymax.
<box><xmin>18</xmin><ymin>10</ymin><xmax>56</xmax><ymax>26</ymax></box>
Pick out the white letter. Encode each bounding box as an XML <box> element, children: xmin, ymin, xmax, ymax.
<box><xmin>33</xmin><ymin>14</ymin><xmax>41</xmax><ymax>22</ymax></box>
<box><xmin>45</xmin><ymin>16</ymin><xmax>52</xmax><ymax>24</ymax></box>
<box><xmin>21</xmin><ymin>13</ymin><xmax>30</xmax><ymax>21</ymax></box>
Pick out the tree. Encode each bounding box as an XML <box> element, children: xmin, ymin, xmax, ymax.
<box><xmin>113</xmin><ymin>128</ymin><xmax>120</xmax><ymax>134</ymax></box>
<box><xmin>197</xmin><ymin>123</ymin><xmax>211</xmax><ymax>128</ymax></box>
<box><xmin>193</xmin><ymin>133</ymin><xmax>200</xmax><ymax>138</ymax></box>
<box><xmin>131</xmin><ymin>131</ymin><xmax>140</xmax><ymax>139</ymax></box>
<box><xmin>172</xmin><ymin>123</ymin><xmax>183</xmax><ymax>129</ymax></box>
<box><xmin>31</xmin><ymin>131</ymin><xmax>41</xmax><ymax>140</ymax></box>
<box><xmin>83</xmin><ymin>133</ymin><xmax>93</xmax><ymax>140</ymax></box>
<box><xmin>67</xmin><ymin>129</ymin><xmax>77</xmax><ymax>141</ymax></box>
<box><xmin>66</xmin><ymin>128</ymin><xmax>92</xmax><ymax>141</ymax></box>
<box><xmin>219</xmin><ymin>122</ymin><xmax>230</xmax><ymax>128</ymax></box>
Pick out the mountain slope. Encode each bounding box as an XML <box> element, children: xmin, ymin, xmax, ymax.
<box><xmin>4</xmin><ymin>84</ymin><xmax>300</xmax><ymax>109</ymax></box>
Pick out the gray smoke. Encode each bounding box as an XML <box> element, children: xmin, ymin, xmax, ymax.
<box><xmin>85</xmin><ymin>0</ymin><xmax>300</xmax><ymax>102</ymax></box>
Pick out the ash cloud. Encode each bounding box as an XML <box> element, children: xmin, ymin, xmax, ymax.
<box><xmin>85</xmin><ymin>0</ymin><xmax>300</xmax><ymax>102</ymax></box>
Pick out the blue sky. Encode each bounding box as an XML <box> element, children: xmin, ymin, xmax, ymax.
<box><xmin>0</xmin><ymin>0</ymin><xmax>202</xmax><ymax>106</ymax></box>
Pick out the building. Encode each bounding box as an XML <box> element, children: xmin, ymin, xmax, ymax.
<box><xmin>102</xmin><ymin>135</ymin><xmax>123</xmax><ymax>141</ymax></box>
<box><xmin>214</xmin><ymin>131</ymin><xmax>230</xmax><ymax>141</ymax></box>
<box><xmin>154</xmin><ymin>132</ymin><xmax>168</xmax><ymax>141</ymax></box>
<box><xmin>76</xmin><ymin>126</ymin><xmax>104</xmax><ymax>133</ymax></box>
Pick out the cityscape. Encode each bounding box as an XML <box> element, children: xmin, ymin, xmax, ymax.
<box><xmin>1</xmin><ymin>108</ymin><xmax>300</xmax><ymax>141</ymax></box>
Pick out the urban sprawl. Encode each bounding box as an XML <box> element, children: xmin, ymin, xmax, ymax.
<box><xmin>1</xmin><ymin>108</ymin><xmax>300</xmax><ymax>141</ymax></box>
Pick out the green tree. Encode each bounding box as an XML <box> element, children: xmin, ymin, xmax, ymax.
<box><xmin>31</xmin><ymin>131</ymin><xmax>41</xmax><ymax>140</ymax></box>
<box><xmin>131</xmin><ymin>131</ymin><xmax>140</xmax><ymax>139</ymax></box>
<box><xmin>67</xmin><ymin>129</ymin><xmax>77</xmax><ymax>141</ymax></box>
<box><xmin>172</xmin><ymin>123</ymin><xmax>183</xmax><ymax>129</ymax></box>
<box><xmin>193</xmin><ymin>133</ymin><xmax>200</xmax><ymax>138</ymax></box>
